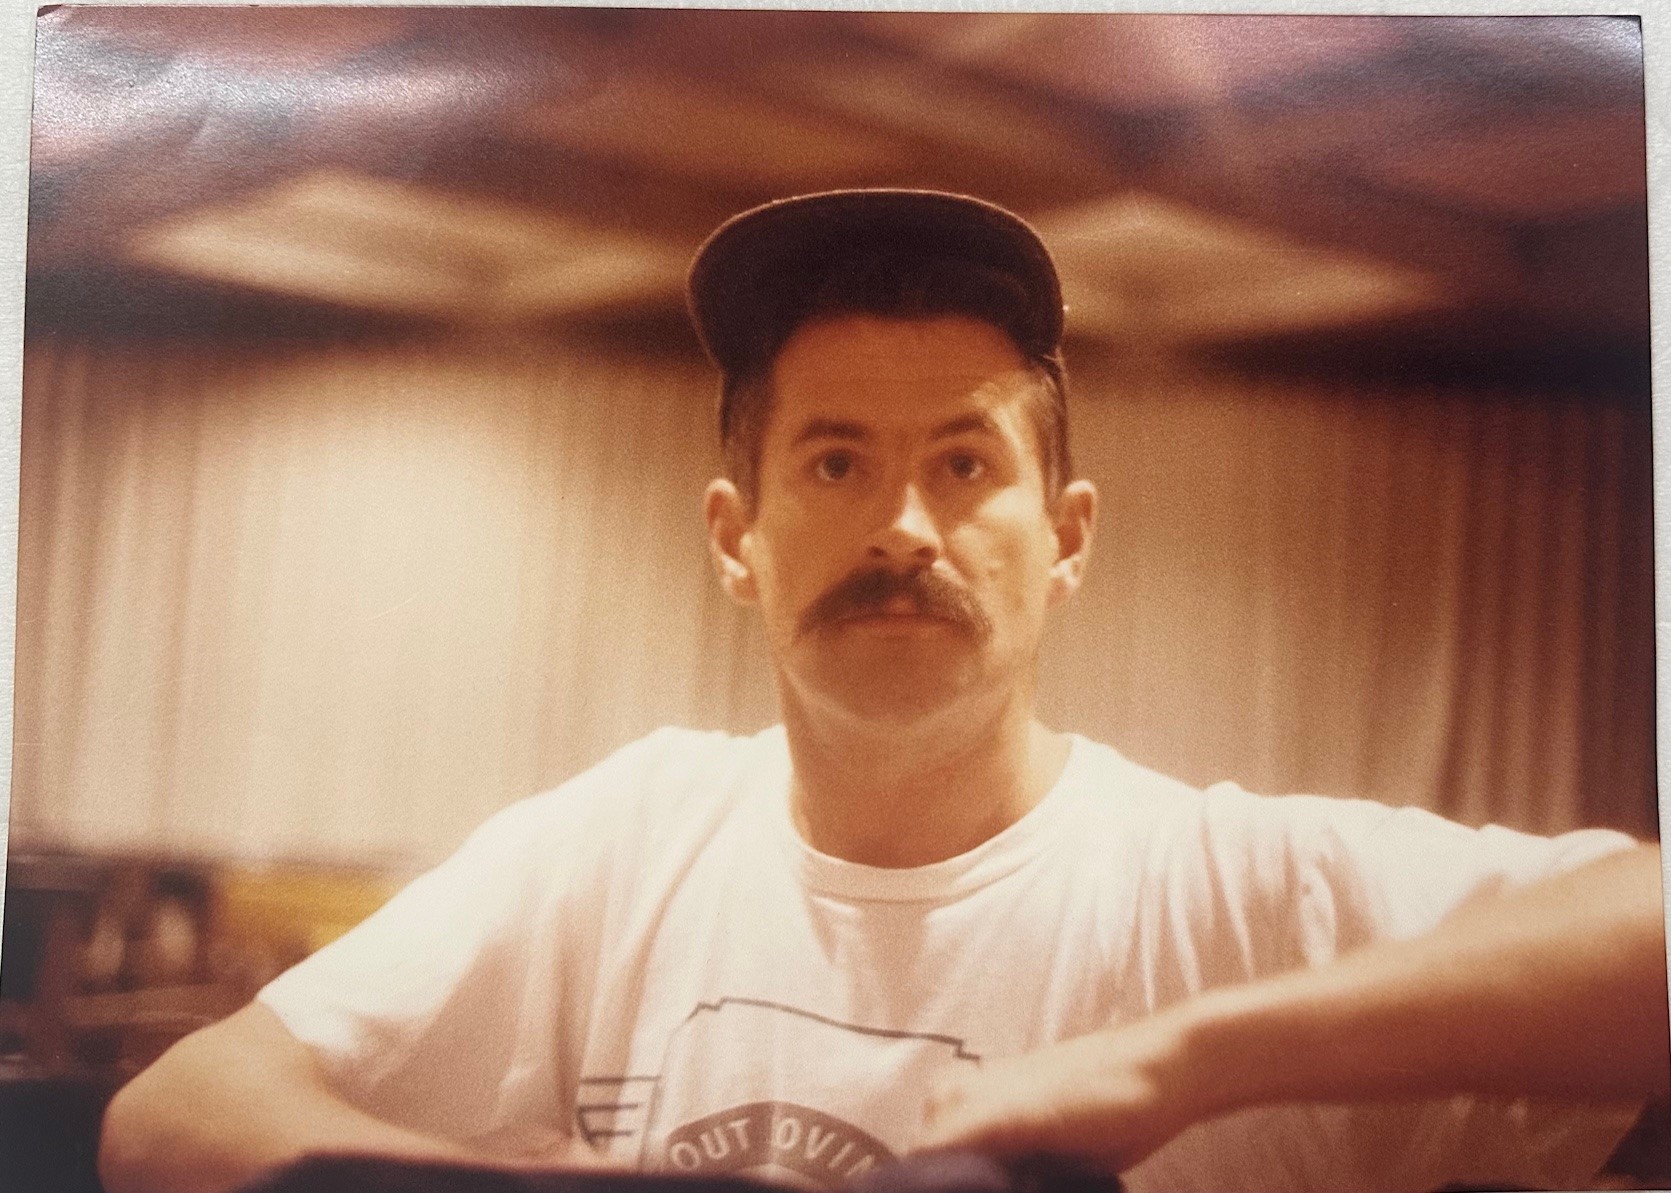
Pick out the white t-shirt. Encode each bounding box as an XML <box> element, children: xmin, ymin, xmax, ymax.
<box><xmin>259</xmin><ymin>727</ymin><xmax>1642</xmax><ymax>1193</ymax></box>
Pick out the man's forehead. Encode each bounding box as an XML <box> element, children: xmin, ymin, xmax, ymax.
<box><xmin>768</xmin><ymin>314</ymin><xmax>1034</xmax><ymax>415</ymax></box>
<box><xmin>788</xmin><ymin>410</ymin><xmax>1008</xmax><ymax>449</ymax></box>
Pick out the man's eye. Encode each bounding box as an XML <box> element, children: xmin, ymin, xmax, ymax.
<box><xmin>945</xmin><ymin>452</ymin><xmax>985</xmax><ymax>481</ymax></box>
<box><xmin>813</xmin><ymin>451</ymin><xmax>855</xmax><ymax>482</ymax></box>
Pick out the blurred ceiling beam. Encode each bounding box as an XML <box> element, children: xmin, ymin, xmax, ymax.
<box><xmin>1038</xmin><ymin>194</ymin><xmax>1449</xmax><ymax>345</ymax></box>
<box><xmin>127</xmin><ymin>172</ymin><xmax>688</xmax><ymax>323</ymax></box>
<box><xmin>22</xmin><ymin>7</ymin><xmax>1650</xmax><ymax>370</ymax></box>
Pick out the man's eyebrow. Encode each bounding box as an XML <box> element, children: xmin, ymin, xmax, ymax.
<box><xmin>929</xmin><ymin>413</ymin><xmax>1003</xmax><ymax>441</ymax></box>
<box><xmin>791</xmin><ymin>419</ymin><xmax>871</xmax><ymax>447</ymax></box>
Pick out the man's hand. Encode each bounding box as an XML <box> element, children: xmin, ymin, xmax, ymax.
<box><xmin>918</xmin><ymin>1008</ymin><xmax>1213</xmax><ymax>1173</ymax></box>
<box><xmin>916</xmin><ymin>844</ymin><xmax>1668</xmax><ymax>1172</ymax></box>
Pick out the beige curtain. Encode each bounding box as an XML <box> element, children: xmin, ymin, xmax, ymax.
<box><xmin>13</xmin><ymin>336</ymin><xmax>776</xmax><ymax>868</ymax></box>
<box><xmin>10</xmin><ymin>337</ymin><xmax>1656</xmax><ymax>870</ymax></box>
<box><xmin>1043</xmin><ymin>362</ymin><xmax>1655</xmax><ymax>838</ymax></box>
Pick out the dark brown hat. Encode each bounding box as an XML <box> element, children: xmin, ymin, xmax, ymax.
<box><xmin>686</xmin><ymin>189</ymin><xmax>1064</xmax><ymax>376</ymax></box>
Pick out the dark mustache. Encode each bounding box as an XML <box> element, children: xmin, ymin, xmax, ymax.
<box><xmin>797</xmin><ymin>567</ymin><xmax>993</xmax><ymax>639</ymax></box>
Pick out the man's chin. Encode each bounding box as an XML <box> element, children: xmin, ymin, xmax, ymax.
<box><xmin>790</xmin><ymin>651</ymin><xmax>983</xmax><ymax>726</ymax></box>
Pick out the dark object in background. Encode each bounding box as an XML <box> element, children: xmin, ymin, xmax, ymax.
<box><xmin>234</xmin><ymin>1152</ymin><xmax>1125</xmax><ymax>1193</ymax></box>
<box><xmin>0</xmin><ymin>1067</ymin><xmax>123</xmax><ymax>1193</ymax></box>
<box><xmin>0</xmin><ymin>855</ymin><xmax>109</xmax><ymax>1065</ymax></box>
<box><xmin>1601</xmin><ymin>1097</ymin><xmax>1671</xmax><ymax>1187</ymax></box>
<box><xmin>1</xmin><ymin>853</ymin><xmax>224</xmax><ymax>1074</ymax></box>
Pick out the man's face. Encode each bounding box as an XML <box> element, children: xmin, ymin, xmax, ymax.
<box><xmin>709</xmin><ymin>313</ymin><xmax>1094</xmax><ymax>726</ymax></box>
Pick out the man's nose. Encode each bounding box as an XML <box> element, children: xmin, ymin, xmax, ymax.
<box><xmin>867</xmin><ymin>482</ymin><xmax>941</xmax><ymax>566</ymax></box>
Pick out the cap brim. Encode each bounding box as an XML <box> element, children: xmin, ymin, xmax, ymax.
<box><xmin>687</xmin><ymin>189</ymin><xmax>1064</xmax><ymax>375</ymax></box>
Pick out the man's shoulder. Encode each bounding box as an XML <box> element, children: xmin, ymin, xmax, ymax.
<box><xmin>1070</xmin><ymin>737</ymin><xmax>1637</xmax><ymax>894</ymax></box>
<box><xmin>1065</xmin><ymin>734</ymin><xmax>1205</xmax><ymax>803</ymax></box>
<box><xmin>1068</xmin><ymin>734</ymin><xmax>1435</xmax><ymax>834</ymax></box>
<box><xmin>488</xmin><ymin>724</ymin><xmax>785</xmax><ymax>839</ymax></box>
<box><xmin>1062</xmin><ymin>736</ymin><xmax>1477</xmax><ymax>864</ymax></box>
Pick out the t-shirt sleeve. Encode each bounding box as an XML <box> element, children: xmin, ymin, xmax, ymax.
<box><xmin>1244</xmin><ymin>790</ymin><xmax>1646</xmax><ymax>1191</ymax></box>
<box><xmin>255</xmin><ymin>731</ymin><xmax>677</xmax><ymax>1148</ymax></box>
<box><xmin>1292</xmin><ymin>795</ymin><xmax>1640</xmax><ymax>949</ymax></box>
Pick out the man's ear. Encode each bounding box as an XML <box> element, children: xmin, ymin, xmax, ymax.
<box><xmin>1047</xmin><ymin>479</ymin><xmax>1097</xmax><ymax>608</ymax></box>
<box><xmin>705</xmin><ymin>479</ymin><xmax>759</xmax><ymax>606</ymax></box>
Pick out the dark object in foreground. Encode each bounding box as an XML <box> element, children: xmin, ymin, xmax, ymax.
<box><xmin>849</xmin><ymin>1151</ymin><xmax>1123</xmax><ymax>1193</ymax></box>
<box><xmin>235</xmin><ymin>1151</ymin><xmax>1125</xmax><ymax>1193</ymax></box>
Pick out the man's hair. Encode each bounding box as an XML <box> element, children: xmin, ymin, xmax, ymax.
<box><xmin>718</xmin><ymin>253</ymin><xmax>1071</xmax><ymax>508</ymax></box>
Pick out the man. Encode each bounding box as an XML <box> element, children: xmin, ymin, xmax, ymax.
<box><xmin>99</xmin><ymin>190</ymin><xmax>1669</xmax><ymax>1193</ymax></box>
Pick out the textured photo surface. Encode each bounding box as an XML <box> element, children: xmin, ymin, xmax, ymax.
<box><xmin>3</xmin><ymin>10</ymin><xmax>1662</xmax><ymax>1193</ymax></box>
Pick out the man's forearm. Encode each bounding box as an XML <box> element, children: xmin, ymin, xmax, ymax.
<box><xmin>99</xmin><ymin>1004</ymin><xmax>485</xmax><ymax>1193</ymax></box>
<box><xmin>919</xmin><ymin>844</ymin><xmax>1669</xmax><ymax>1170</ymax></box>
<box><xmin>1182</xmin><ymin>843</ymin><xmax>1669</xmax><ymax>1113</ymax></box>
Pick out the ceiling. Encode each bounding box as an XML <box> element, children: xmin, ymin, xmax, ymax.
<box><xmin>22</xmin><ymin>8</ymin><xmax>1651</xmax><ymax>384</ymax></box>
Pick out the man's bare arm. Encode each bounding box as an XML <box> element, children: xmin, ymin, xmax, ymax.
<box><xmin>99</xmin><ymin>1002</ymin><xmax>501</xmax><ymax>1193</ymax></box>
<box><xmin>918</xmin><ymin>843</ymin><xmax>1670</xmax><ymax>1172</ymax></box>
